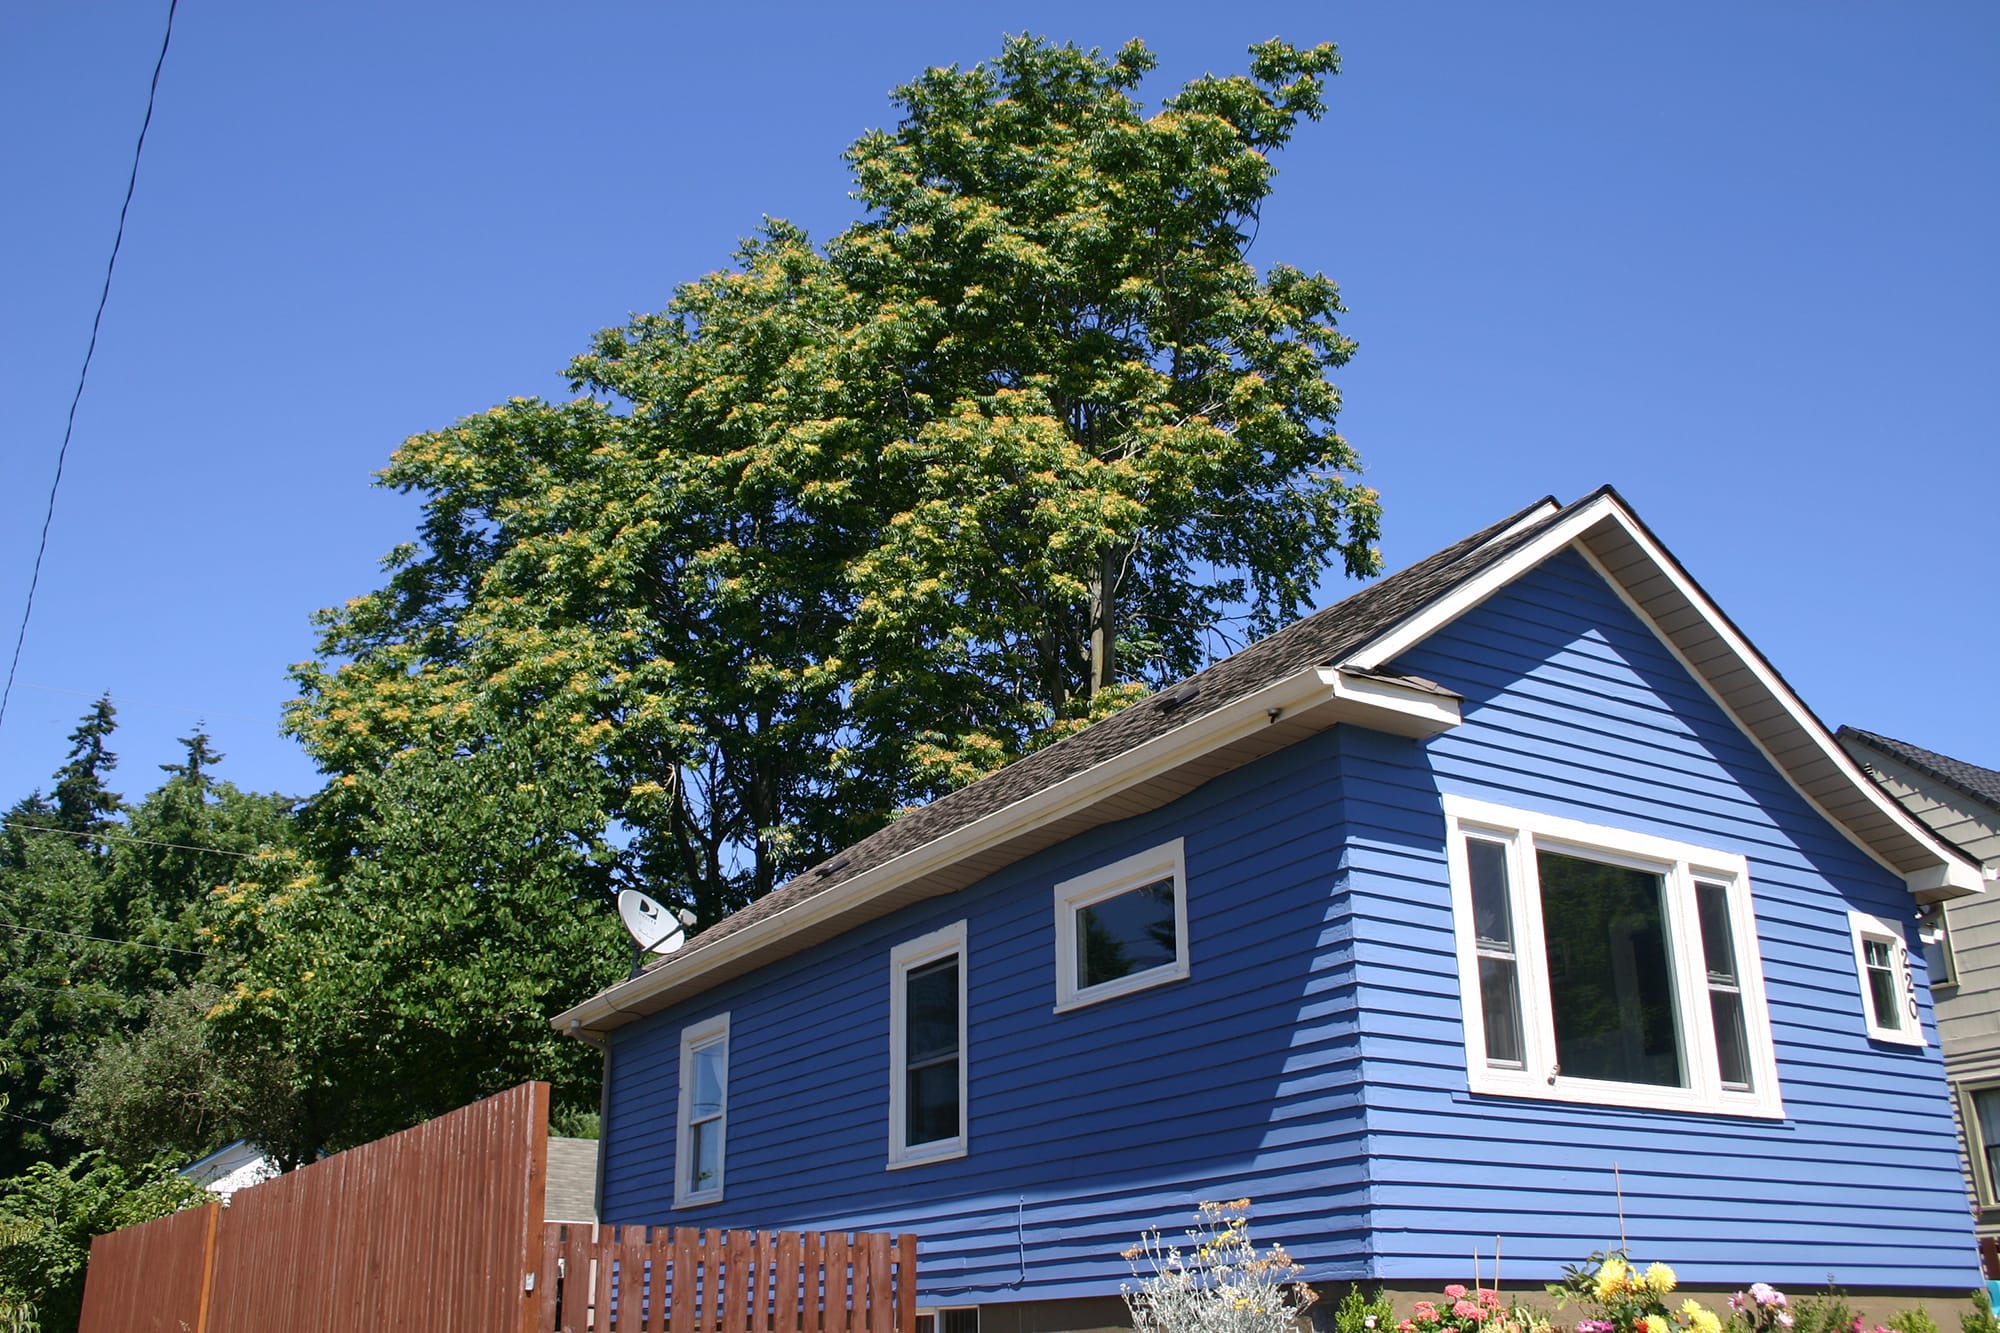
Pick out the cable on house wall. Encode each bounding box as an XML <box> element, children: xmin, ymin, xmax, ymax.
<box><xmin>0</xmin><ymin>0</ymin><xmax>182</xmax><ymax>735</ymax></box>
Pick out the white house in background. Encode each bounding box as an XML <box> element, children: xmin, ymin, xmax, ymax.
<box><xmin>1838</xmin><ymin>727</ymin><xmax>2000</xmax><ymax>1255</ymax></box>
<box><xmin>178</xmin><ymin>1140</ymin><xmax>277</xmax><ymax>1201</ymax></box>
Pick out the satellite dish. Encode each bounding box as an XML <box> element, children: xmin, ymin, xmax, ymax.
<box><xmin>618</xmin><ymin>889</ymin><xmax>697</xmax><ymax>957</ymax></box>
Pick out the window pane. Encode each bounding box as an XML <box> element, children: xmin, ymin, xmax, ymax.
<box><xmin>1695</xmin><ymin>882</ymin><xmax>1738</xmax><ymax>983</ymax></box>
<box><xmin>1466</xmin><ymin>838</ymin><xmax>1514</xmax><ymax>948</ymax></box>
<box><xmin>1077</xmin><ymin>879</ymin><xmax>1178</xmax><ymax>988</ymax></box>
<box><xmin>690</xmin><ymin>1042</ymin><xmax>725</xmax><ymax>1120</ymax></box>
<box><xmin>907</xmin><ymin>1058</ymin><xmax>960</xmax><ymax>1145</ymax></box>
<box><xmin>942</xmin><ymin>1310</ymin><xmax>981</xmax><ymax>1333</ymax></box>
<box><xmin>1536</xmin><ymin>850</ymin><xmax>1683</xmax><ymax>1088</ymax></box>
<box><xmin>688</xmin><ymin>1118</ymin><xmax>721</xmax><ymax>1194</ymax></box>
<box><xmin>1710</xmin><ymin>990</ymin><xmax>1752</xmax><ymax>1090</ymax></box>
<box><xmin>1976</xmin><ymin>1089</ymin><xmax>2000</xmax><ymax>1199</ymax></box>
<box><xmin>1864</xmin><ymin>942</ymin><xmax>1903</xmax><ymax>1031</ymax></box>
<box><xmin>1477</xmin><ymin>956</ymin><xmax>1525</xmax><ymax>1066</ymax></box>
<box><xmin>906</xmin><ymin>957</ymin><xmax>959</xmax><ymax>1064</ymax></box>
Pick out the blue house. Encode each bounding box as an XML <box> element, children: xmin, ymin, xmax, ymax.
<box><xmin>555</xmin><ymin>489</ymin><xmax>1985</xmax><ymax>1322</ymax></box>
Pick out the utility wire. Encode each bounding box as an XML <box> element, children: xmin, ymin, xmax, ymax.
<box><xmin>0</xmin><ymin>920</ymin><xmax>217</xmax><ymax>959</ymax></box>
<box><xmin>4</xmin><ymin>820</ymin><xmax>274</xmax><ymax>862</ymax></box>
<box><xmin>0</xmin><ymin>0</ymin><xmax>181</xmax><ymax>734</ymax></box>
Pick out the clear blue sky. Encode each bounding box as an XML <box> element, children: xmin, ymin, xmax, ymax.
<box><xmin>2</xmin><ymin>2</ymin><xmax>1994</xmax><ymax>807</ymax></box>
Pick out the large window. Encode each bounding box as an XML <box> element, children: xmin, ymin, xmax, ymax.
<box><xmin>889</xmin><ymin>921</ymin><xmax>967</xmax><ymax>1167</ymax></box>
<box><xmin>1443</xmin><ymin>796</ymin><xmax>1783</xmax><ymax>1117</ymax></box>
<box><xmin>1053</xmin><ymin>840</ymin><xmax>1189</xmax><ymax>1011</ymax></box>
<box><xmin>1848</xmin><ymin>911</ymin><xmax>1925</xmax><ymax>1046</ymax></box>
<box><xmin>675</xmin><ymin>1012</ymin><xmax>729</xmax><ymax>1206</ymax></box>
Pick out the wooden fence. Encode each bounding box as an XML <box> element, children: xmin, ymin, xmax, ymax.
<box><xmin>74</xmin><ymin>1198</ymin><xmax>218</xmax><ymax>1333</ymax></box>
<box><xmin>536</xmin><ymin>1225</ymin><xmax>916</xmax><ymax>1333</ymax></box>
<box><xmin>76</xmin><ymin>1081</ymin><xmax>918</xmax><ymax>1333</ymax></box>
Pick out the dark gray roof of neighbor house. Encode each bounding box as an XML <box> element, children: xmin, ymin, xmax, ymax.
<box><xmin>544</xmin><ymin>1136</ymin><xmax>598</xmax><ymax>1224</ymax></box>
<box><xmin>1839</xmin><ymin>726</ymin><xmax>2000</xmax><ymax>815</ymax></box>
<box><xmin>641</xmin><ymin>490</ymin><xmax>1575</xmax><ymax>975</ymax></box>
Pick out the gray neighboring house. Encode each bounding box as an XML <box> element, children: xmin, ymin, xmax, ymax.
<box><xmin>1839</xmin><ymin>727</ymin><xmax>2000</xmax><ymax>1245</ymax></box>
<box><xmin>545</xmin><ymin>1136</ymin><xmax>600</xmax><ymax>1225</ymax></box>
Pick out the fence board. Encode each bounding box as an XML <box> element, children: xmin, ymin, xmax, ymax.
<box><xmin>76</xmin><ymin>1200</ymin><xmax>217</xmax><ymax>1333</ymax></box>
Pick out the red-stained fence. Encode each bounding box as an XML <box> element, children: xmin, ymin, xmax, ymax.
<box><xmin>75</xmin><ymin>1081</ymin><xmax>919</xmax><ymax>1333</ymax></box>
<box><xmin>74</xmin><ymin>1198</ymin><xmax>219</xmax><ymax>1333</ymax></box>
<box><xmin>536</xmin><ymin>1224</ymin><xmax>917</xmax><ymax>1333</ymax></box>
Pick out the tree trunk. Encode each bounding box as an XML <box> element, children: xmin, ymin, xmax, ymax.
<box><xmin>1087</xmin><ymin>546</ymin><xmax>1121</xmax><ymax>696</ymax></box>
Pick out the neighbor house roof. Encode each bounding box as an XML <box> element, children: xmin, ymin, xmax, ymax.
<box><xmin>556</xmin><ymin>487</ymin><xmax>1983</xmax><ymax>1036</ymax></box>
<box><xmin>1839</xmin><ymin>727</ymin><xmax>2000</xmax><ymax>816</ymax></box>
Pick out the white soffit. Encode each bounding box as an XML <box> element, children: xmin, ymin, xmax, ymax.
<box><xmin>1347</xmin><ymin>491</ymin><xmax>1983</xmax><ymax>901</ymax></box>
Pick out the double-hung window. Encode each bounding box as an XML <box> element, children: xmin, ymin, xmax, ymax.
<box><xmin>675</xmin><ymin>1012</ymin><xmax>729</xmax><ymax>1206</ymax></box>
<box><xmin>1962</xmin><ymin>1085</ymin><xmax>2000</xmax><ymax>1208</ymax></box>
<box><xmin>889</xmin><ymin>921</ymin><xmax>967</xmax><ymax>1167</ymax></box>
<box><xmin>1443</xmin><ymin>796</ymin><xmax>1783</xmax><ymax>1117</ymax></box>
<box><xmin>1053</xmin><ymin>839</ymin><xmax>1189</xmax><ymax>1011</ymax></box>
<box><xmin>1848</xmin><ymin>911</ymin><xmax>1924</xmax><ymax>1046</ymax></box>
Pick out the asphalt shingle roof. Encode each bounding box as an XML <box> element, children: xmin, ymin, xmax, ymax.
<box><xmin>1839</xmin><ymin>726</ymin><xmax>2000</xmax><ymax>815</ymax></box>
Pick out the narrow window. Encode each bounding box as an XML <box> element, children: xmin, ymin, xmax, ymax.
<box><xmin>674</xmin><ymin>1013</ymin><xmax>729</xmax><ymax>1206</ymax></box>
<box><xmin>1696</xmin><ymin>882</ymin><xmax>1752</xmax><ymax>1091</ymax></box>
<box><xmin>1465</xmin><ymin>836</ymin><xmax>1525</xmax><ymax>1067</ymax></box>
<box><xmin>1970</xmin><ymin>1087</ymin><xmax>2000</xmax><ymax>1204</ymax></box>
<box><xmin>1053</xmin><ymin>840</ymin><xmax>1189</xmax><ymax>1011</ymax></box>
<box><xmin>1848</xmin><ymin>912</ymin><xmax>1924</xmax><ymax>1047</ymax></box>
<box><xmin>890</xmin><ymin>922</ymin><xmax>967</xmax><ymax>1166</ymax></box>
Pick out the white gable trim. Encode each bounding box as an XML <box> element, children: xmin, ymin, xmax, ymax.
<box><xmin>1347</xmin><ymin>492</ymin><xmax>1982</xmax><ymax>900</ymax></box>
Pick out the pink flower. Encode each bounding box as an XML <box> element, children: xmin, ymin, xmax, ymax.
<box><xmin>1480</xmin><ymin>1290</ymin><xmax>1502</xmax><ymax>1309</ymax></box>
<box><xmin>1453</xmin><ymin>1302</ymin><xmax>1483</xmax><ymax>1320</ymax></box>
<box><xmin>1445</xmin><ymin>1286</ymin><xmax>1469</xmax><ymax>1300</ymax></box>
<box><xmin>1416</xmin><ymin>1304</ymin><xmax>1439</xmax><ymax>1320</ymax></box>
<box><xmin>1398</xmin><ymin>1323</ymin><xmax>1416</xmax><ymax>1333</ymax></box>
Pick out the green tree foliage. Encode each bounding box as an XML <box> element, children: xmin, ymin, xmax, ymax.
<box><xmin>289</xmin><ymin>35</ymin><xmax>1378</xmax><ymax>935</ymax></box>
<box><xmin>0</xmin><ymin>711</ymin><xmax>294</xmax><ymax>1177</ymax></box>
<box><xmin>206</xmin><ymin>724</ymin><xmax>624</xmax><ymax>1160</ymax></box>
<box><xmin>0</xmin><ymin>1153</ymin><xmax>205</xmax><ymax>1333</ymax></box>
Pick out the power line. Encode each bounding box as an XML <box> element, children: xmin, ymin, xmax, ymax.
<box><xmin>0</xmin><ymin>920</ymin><xmax>217</xmax><ymax>959</ymax></box>
<box><xmin>0</xmin><ymin>0</ymin><xmax>181</xmax><ymax>735</ymax></box>
<box><xmin>4</xmin><ymin>820</ymin><xmax>274</xmax><ymax>862</ymax></box>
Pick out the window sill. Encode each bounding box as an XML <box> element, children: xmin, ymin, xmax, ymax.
<box><xmin>887</xmin><ymin>1142</ymin><xmax>966</xmax><ymax>1171</ymax></box>
<box><xmin>1466</xmin><ymin>1068</ymin><xmax>1785</xmax><ymax>1120</ymax></box>
<box><xmin>674</xmin><ymin>1191</ymin><xmax>725</xmax><ymax>1209</ymax></box>
<box><xmin>1053</xmin><ymin>962</ymin><xmax>1189</xmax><ymax>1013</ymax></box>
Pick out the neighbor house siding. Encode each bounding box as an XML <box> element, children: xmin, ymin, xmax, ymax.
<box><xmin>599</xmin><ymin>727</ymin><xmax>1376</xmax><ymax>1301</ymax></box>
<box><xmin>1359</xmin><ymin>549</ymin><xmax>1977</xmax><ymax>1288</ymax></box>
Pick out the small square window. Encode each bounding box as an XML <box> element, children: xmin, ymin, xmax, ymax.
<box><xmin>675</xmin><ymin>1012</ymin><xmax>729</xmax><ymax>1207</ymax></box>
<box><xmin>1848</xmin><ymin>911</ymin><xmax>1924</xmax><ymax>1046</ymax></box>
<box><xmin>1052</xmin><ymin>840</ymin><xmax>1189</xmax><ymax>1011</ymax></box>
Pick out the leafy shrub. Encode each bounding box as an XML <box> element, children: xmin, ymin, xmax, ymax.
<box><xmin>1961</xmin><ymin>1292</ymin><xmax>2000</xmax><ymax>1333</ymax></box>
<box><xmin>1547</xmin><ymin>1251</ymin><xmax>1722</xmax><ymax>1333</ymax></box>
<box><xmin>1123</xmin><ymin>1200</ymin><xmax>1317</xmax><ymax>1333</ymax></box>
<box><xmin>1329</xmin><ymin>1285</ymin><xmax>1396</xmax><ymax>1333</ymax></box>
<box><xmin>1889</xmin><ymin>1308</ymin><xmax>1941</xmax><ymax>1333</ymax></box>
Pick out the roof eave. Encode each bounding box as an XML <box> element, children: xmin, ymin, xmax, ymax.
<box><xmin>553</xmin><ymin>664</ymin><xmax>1461</xmax><ymax>1037</ymax></box>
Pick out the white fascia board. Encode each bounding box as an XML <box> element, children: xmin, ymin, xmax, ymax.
<box><xmin>1318</xmin><ymin>667</ymin><xmax>1462</xmax><ymax>737</ymax></box>
<box><xmin>555</xmin><ymin>666</ymin><xmax>1345</xmax><ymax>1034</ymax></box>
<box><xmin>1345</xmin><ymin>491</ymin><xmax>1982</xmax><ymax>900</ymax></box>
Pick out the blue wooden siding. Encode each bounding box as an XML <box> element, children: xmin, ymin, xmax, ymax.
<box><xmin>599</xmin><ymin>545</ymin><xmax>1978</xmax><ymax>1301</ymax></box>
<box><xmin>601</xmin><ymin>728</ymin><xmax>1377</xmax><ymax>1302</ymax></box>
<box><xmin>1366</xmin><ymin>548</ymin><xmax>1976</xmax><ymax>1288</ymax></box>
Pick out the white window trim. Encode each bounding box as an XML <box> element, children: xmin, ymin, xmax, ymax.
<box><xmin>1052</xmin><ymin>838</ymin><xmax>1190</xmax><ymax>1012</ymax></box>
<box><xmin>1848</xmin><ymin>910</ymin><xmax>1926</xmax><ymax>1047</ymax></box>
<box><xmin>674</xmin><ymin>1011</ymin><xmax>730</xmax><ymax>1207</ymax></box>
<box><xmin>1443</xmin><ymin>795</ymin><xmax>1784</xmax><ymax>1119</ymax></box>
<box><xmin>888</xmin><ymin>920</ymin><xmax>968</xmax><ymax>1169</ymax></box>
